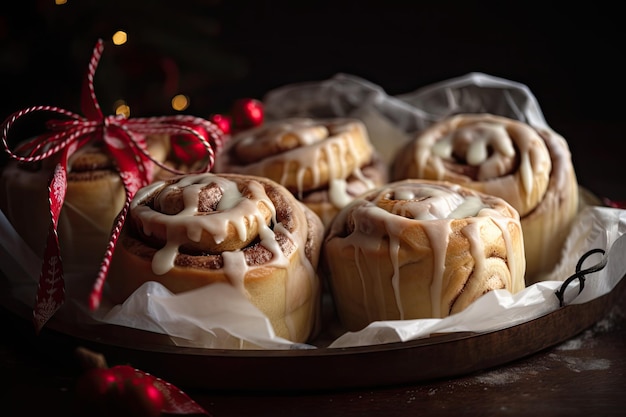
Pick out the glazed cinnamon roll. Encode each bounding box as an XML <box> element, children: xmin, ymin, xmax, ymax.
<box><xmin>323</xmin><ymin>179</ymin><xmax>526</xmax><ymax>332</ymax></box>
<box><xmin>214</xmin><ymin>117</ymin><xmax>388</xmax><ymax>227</ymax></box>
<box><xmin>107</xmin><ymin>173</ymin><xmax>324</xmax><ymax>343</ymax></box>
<box><xmin>0</xmin><ymin>136</ymin><xmax>170</xmax><ymax>273</ymax></box>
<box><xmin>392</xmin><ymin>113</ymin><xmax>579</xmax><ymax>283</ymax></box>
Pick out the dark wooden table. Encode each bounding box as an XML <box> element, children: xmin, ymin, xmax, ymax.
<box><xmin>1</xmin><ymin>118</ymin><xmax>625</xmax><ymax>417</ymax></box>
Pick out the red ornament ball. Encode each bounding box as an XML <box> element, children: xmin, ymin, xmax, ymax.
<box><xmin>109</xmin><ymin>376</ymin><xmax>165</xmax><ymax>417</ymax></box>
<box><xmin>210</xmin><ymin>113</ymin><xmax>232</xmax><ymax>135</ymax></box>
<box><xmin>74</xmin><ymin>366</ymin><xmax>165</xmax><ymax>417</ymax></box>
<box><xmin>171</xmin><ymin>127</ymin><xmax>211</xmax><ymax>165</ymax></box>
<box><xmin>231</xmin><ymin>98</ymin><xmax>264</xmax><ymax>130</ymax></box>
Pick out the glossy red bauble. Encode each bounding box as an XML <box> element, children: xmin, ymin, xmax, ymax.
<box><xmin>171</xmin><ymin>126</ymin><xmax>211</xmax><ymax>165</ymax></box>
<box><xmin>210</xmin><ymin>113</ymin><xmax>232</xmax><ymax>135</ymax></box>
<box><xmin>231</xmin><ymin>98</ymin><xmax>264</xmax><ymax>131</ymax></box>
<box><xmin>106</xmin><ymin>376</ymin><xmax>165</xmax><ymax>417</ymax></box>
<box><xmin>74</xmin><ymin>366</ymin><xmax>166</xmax><ymax>417</ymax></box>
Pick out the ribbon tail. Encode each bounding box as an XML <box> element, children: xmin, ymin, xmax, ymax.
<box><xmin>33</xmin><ymin>163</ymin><xmax>68</xmax><ymax>333</ymax></box>
<box><xmin>89</xmin><ymin>195</ymin><xmax>130</xmax><ymax>310</ymax></box>
<box><xmin>90</xmin><ymin>132</ymin><xmax>146</xmax><ymax>310</ymax></box>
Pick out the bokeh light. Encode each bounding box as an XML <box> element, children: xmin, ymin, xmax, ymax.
<box><xmin>113</xmin><ymin>99</ymin><xmax>131</xmax><ymax>118</ymax></box>
<box><xmin>171</xmin><ymin>94</ymin><xmax>190</xmax><ymax>111</ymax></box>
<box><xmin>112</xmin><ymin>31</ymin><xmax>127</xmax><ymax>45</ymax></box>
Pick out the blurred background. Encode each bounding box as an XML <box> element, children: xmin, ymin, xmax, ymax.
<box><xmin>1</xmin><ymin>0</ymin><xmax>624</xmax><ymax>198</ymax></box>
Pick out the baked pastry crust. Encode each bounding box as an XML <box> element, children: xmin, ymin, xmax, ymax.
<box><xmin>107</xmin><ymin>173</ymin><xmax>324</xmax><ymax>343</ymax></box>
<box><xmin>323</xmin><ymin>179</ymin><xmax>526</xmax><ymax>332</ymax></box>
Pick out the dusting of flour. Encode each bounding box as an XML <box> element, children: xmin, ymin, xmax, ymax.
<box><xmin>463</xmin><ymin>304</ymin><xmax>622</xmax><ymax>387</ymax></box>
<box><xmin>391</xmin><ymin>305</ymin><xmax>624</xmax><ymax>404</ymax></box>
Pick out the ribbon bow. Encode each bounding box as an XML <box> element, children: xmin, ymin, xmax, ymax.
<box><xmin>1</xmin><ymin>39</ymin><xmax>226</xmax><ymax>332</ymax></box>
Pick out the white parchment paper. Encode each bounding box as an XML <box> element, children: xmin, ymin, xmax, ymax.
<box><xmin>1</xmin><ymin>73</ymin><xmax>624</xmax><ymax>350</ymax></box>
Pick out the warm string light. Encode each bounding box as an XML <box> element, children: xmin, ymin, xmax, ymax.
<box><xmin>112</xmin><ymin>30</ymin><xmax>129</xmax><ymax>116</ymax></box>
<box><xmin>46</xmin><ymin>4</ymin><xmax>240</xmax><ymax>120</ymax></box>
<box><xmin>74</xmin><ymin>27</ymin><xmax>192</xmax><ymax>115</ymax></box>
<box><xmin>112</xmin><ymin>30</ymin><xmax>127</xmax><ymax>45</ymax></box>
<box><xmin>113</xmin><ymin>99</ymin><xmax>131</xmax><ymax>118</ymax></box>
<box><xmin>110</xmin><ymin>28</ymin><xmax>189</xmax><ymax>114</ymax></box>
<box><xmin>171</xmin><ymin>94</ymin><xmax>190</xmax><ymax>111</ymax></box>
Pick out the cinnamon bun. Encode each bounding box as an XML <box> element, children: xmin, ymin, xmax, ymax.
<box><xmin>214</xmin><ymin>117</ymin><xmax>388</xmax><ymax>227</ymax></box>
<box><xmin>107</xmin><ymin>173</ymin><xmax>324</xmax><ymax>343</ymax></box>
<box><xmin>323</xmin><ymin>179</ymin><xmax>526</xmax><ymax>332</ymax></box>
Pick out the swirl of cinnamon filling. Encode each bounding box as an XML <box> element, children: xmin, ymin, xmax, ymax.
<box><xmin>392</xmin><ymin>113</ymin><xmax>579</xmax><ymax>283</ymax></box>
<box><xmin>323</xmin><ymin>179</ymin><xmax>526</xmax><ymax>331</ymax></box>
<box><xmin>216</xmin><ymin>117</ymin><xmax>379</xmax><ymax>195</ymax></box>
<box><xmin>392</xmin><ymin>113</ymin><xmax>552</xmax><ymax>217</ymax></box>
<box><xmin>130</xmin><ymin>174</ymin><xmax>274</xmax><ymax>257</ymax></box>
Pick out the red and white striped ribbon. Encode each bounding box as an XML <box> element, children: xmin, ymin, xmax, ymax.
<box><xmin>1</xmin><ymin>39</ymin><xmax>226</xmax><ymax>332</ymax></box>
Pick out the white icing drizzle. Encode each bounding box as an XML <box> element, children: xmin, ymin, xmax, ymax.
<box><xmin>387</xmin><ymin>222</ymin><xmax>404</xmax><ymax>317</ymax></box>
<box><xmin>421</xmin><ymin>118</ymin><xmax>551</xmax><ymax>207</ymax></box>
<box><xmin>386</xmin><ymin>184</ymin><xmax>485</xmax><ymax>220</ymax></box>
<box><xmin>330</xmin><ymin>181</ymin><xmax>520</xmax><ymax>319</ymax></box>
<box><xmin>432</xmin><ymin>122</ymin><xmax>516</xmax><ymax>180</ymax></box>
<box><xmin>130</xmin><ymin>173</ymin><xmax>321</xmax><ymax>342</ymax></box>
<box><xmin>461</xmin><ymin>221</ymin><xmax>485</xmax><ymax>286</ymax></box>
<box><xmin>328</xmin><ymin>179</ymin><xmax>351</xmax><ymax>208</ymax></box>
<box><xmin>421</xmin><ymin>221</ymin><xmax>450</xmax><ymax>317</ymax></box>
<box><xmin>131</xmin><ymin>174</ymin><xmax>283</xmax><ymax>278</ymax></box>
<box><xmin>221</xmin><ymin>250</ymin><xmax>249</xmax><ymax>295</ymax></box>
<box><xmin>449</xmin><ymin>196</ymin><xmax>486</xmax><ymax>219</ymax></box>
<box><xmin>377</xmin><ymin>183</ymin><xmax>484</xmax><ymax>316</ymax></box>
<box><xmin>224</xmin><ymin>118</ymin><xmax>376</xmax><ymax>208</ymax></box>
<box><xmin>270</xmin><ymin>123</ymin><xmax>328</xmax><ymax>147</ymax></box>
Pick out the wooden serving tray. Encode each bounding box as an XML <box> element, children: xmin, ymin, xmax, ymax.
<box><xmin>2</xmin><ymin>269</ymin><xmax>624</xmax><ymax>392</ymax></box>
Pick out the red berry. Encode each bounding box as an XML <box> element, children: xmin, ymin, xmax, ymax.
<box><xmin>231</xmin><ymin>98</ymin><xmax>264</xmax><ymax>130</ymax></box>
<box><xmin>210</xmin><ymin>113</ymin><xmax>232</xmax><ymax>135</ymax></box>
